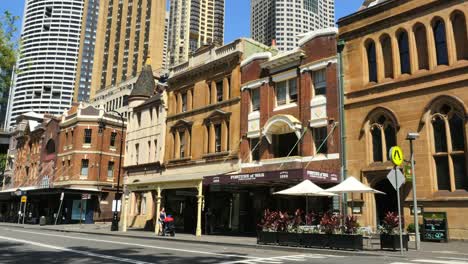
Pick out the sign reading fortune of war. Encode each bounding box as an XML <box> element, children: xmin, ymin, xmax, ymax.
<box><xmin>389</xmin><ymin>146</ymin><xmax>404</xmax><ymax>166</ymax></box>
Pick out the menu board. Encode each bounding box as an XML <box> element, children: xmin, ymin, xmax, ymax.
<box><xmin>422</xmin><ymin>212</ymin><xmax>448</xmax><ymax>242</ymax></box>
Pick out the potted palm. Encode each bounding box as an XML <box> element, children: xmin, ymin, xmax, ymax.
<box><xmin>380</xmin><ymin>212</ymin><xmax>409</xmax><ymax>251</ymax></box>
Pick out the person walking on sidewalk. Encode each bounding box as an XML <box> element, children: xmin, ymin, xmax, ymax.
<box><xmin>158</xmin><ymin>207</ymin><xmax>166</xmax><ymax>235</ymax></box>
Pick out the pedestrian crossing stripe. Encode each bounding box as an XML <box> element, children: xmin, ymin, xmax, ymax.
<box><xmin>390</xmin><ymin>258</ymin><xmax>468</xmax><ymax>264</ymax></box>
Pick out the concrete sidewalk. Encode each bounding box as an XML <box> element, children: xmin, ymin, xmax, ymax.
<box><xmin>0</xmin><ymin>222</ymin><xmax>466</xmax><ymax>259</ymax></box>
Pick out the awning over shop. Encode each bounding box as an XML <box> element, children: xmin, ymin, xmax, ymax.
<box><xmin>128</xmin><ymin>169</ymin><xmax>234</xmax><ymax>191</ymax></box>
<box><xmin>203</xmin><ymin>169</ymin><xmax>339</xmax><ymax>185</ymax></box>
<box><xmin>263</xmin><ymin>114</ymin><xmax>302</xmax><ymax>143</ymax></box>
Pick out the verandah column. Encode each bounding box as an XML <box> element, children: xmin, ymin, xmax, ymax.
<box><xmin>196</xmin><ymin>181</ymin><xmax>203</xmax><ymax>237</ymax></box>
<box><xmin>154</xmin><ymin>186</ymin><xmax>161</xmax><ymax>235</ymax></box>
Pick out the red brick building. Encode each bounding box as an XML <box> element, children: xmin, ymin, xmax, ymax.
<box><xmin>205</xmin><ymin>28</ymin><xmax>342</xmax><ymax>233</ymax></box>
<box><xmin>55</xmin><ymin>103</ymin><xmax>126</xmax><ymax>223</ymax></box>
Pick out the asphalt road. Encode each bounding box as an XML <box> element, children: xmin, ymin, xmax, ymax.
<box><xmin>0</xmin><ymin>227</ymin><xmax>467</xmax><ymax>264</ymax></box>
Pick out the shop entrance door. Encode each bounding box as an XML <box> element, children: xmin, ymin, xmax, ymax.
<box><xmin>374</xmin><ymin>178</ymin><xmax>398</xmax><ymax>225</ymax></box>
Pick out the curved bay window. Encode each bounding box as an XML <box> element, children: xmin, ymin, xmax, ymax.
<box><xmin>431</xmin><ymin>102</ymin><xmax>467</xmax><ymax>191</ymax></box>
<box><xmin>369</xmin><ymin>114</ymin><xmax>397</xmax><ymax>162</ymax></box>
<box><xmin>366</xmin><ymin>40</ymin><xmax>377</xmax><ymax>83</ymax></box>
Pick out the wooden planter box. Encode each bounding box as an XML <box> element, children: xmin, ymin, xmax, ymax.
<box><xmin>257</xmin><ymin>231</ymin><xmax>278</xmax><ymax>245</ymax></box>
<box><xmin>277</xmin><ymin>232</ymin><xmax>301</xmax><ymax>247</ymax></box>
<box><xmin>380</xmin><ymin>234</ymin><xmax>409</xmax><ymax>251</ymax></box>
<box><xmin>328</xmin><ymin>234</ymin><xmax>363</xmax><ymax>251</ymax></box>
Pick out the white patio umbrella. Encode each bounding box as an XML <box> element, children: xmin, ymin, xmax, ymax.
<box><xmin>274</xmin><ymin>179</ymin><xmax>337</xmax><ymax>214</ymax></box>
<box><xmin>325</xmin><ymin>176</ymin><xmax>385</xmax><ymax>194</ymax></box>
<box><xmin>324</xmin><ymin>176</ymin><xmax>385</xmax><ymax>215</ymax></box>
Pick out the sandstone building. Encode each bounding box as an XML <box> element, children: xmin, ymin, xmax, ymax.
<box><xmin>338</xmin><ymin>0</ymin><xmax>468</xmax><ymax>239</ymax></box>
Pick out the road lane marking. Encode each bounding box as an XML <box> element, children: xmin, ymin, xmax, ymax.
<box><xmin>439</xmin><ymin>258</ymin><xmax>468</xmax><ymax>261</ymax></box>
<box><xmin>0</xmin><ymin>235</ymin><xmax>153</xmax><ymax>264</ymax></box>
<box><xmin>219</xmin><ymin>253</ymin><xmax>344</xmax><ymax>264</ymax></box>
<box><xmin>412</xmin><ymin>259</ymin><xmax>468</xmax><ymax>264</ymax></box>
<box><xmin>5</xmin><ymin>228</ymin><xmax>259</xmax><ymax>260</ymax></box>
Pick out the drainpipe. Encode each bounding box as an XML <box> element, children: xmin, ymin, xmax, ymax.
<box><xmin>337</xmin><ymin>39</ymin><xmax>347</xmax><ymax>217</ymax></box>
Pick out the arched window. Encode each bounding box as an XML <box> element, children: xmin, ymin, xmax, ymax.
<box><xmin>369</xmin><ymin>114</ymin><xmax>397</xmax><ymax>162</ymax></box>
<box><xmin>451</xmin><ymin>12</ymin><xmax>468</xmax><ymax>61</ymax></box>
<box><xmin>380</xmin><ymin>34</ymin><xmax>394</xmax><ymax>78</ymax></box>
<box><xmin>430</xmin><ymin>101</ymin><xmax>467</xmax><ymax>191</ymax></box>
<box><xmin>433</xmin><ymin>19</ymin><xmax>449</xmax><ymax>65</ymax></box>
<box><xmin>397</xmin><ymin>30</ymin><xmax>411</xmax><ymax>74</ymax></box>
<box><xmin>46</xmin><ymin>139</ymin><xmax>55</xmax><ymax>154</ymax></box>
<box><xmin>414</xmin><ymin>23</ymin><xmax>429</xmax><ymax>70</ymax></box>
<box><xmin>366</xmin><ymin>40</ymin><xmax>377</xmax><ymax>83</ymax></box>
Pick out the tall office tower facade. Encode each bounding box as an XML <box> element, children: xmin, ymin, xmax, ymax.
<box><xmin>167</xmin><ymin>0</ymin><xmax>225</xmax><ymax>67</ymax></box>
<box><xmin>89</xmin><ymin>0</ymin><xmax>166</xmax><ymax>98</ymax></box>
<box><xmin>5</xmin><ymin>0</ymin><xmax>98</xmax><ymax>128</ymax></box>
<box><xmin>163</xmin><ymin>11</ymin><xmax>169</xmax><ymax>70</ymax></box>
<box><xmin>73</xmin><ymin>0</ymin><xmax>100</xmax><ymax>102</ymax></box>
<box><xmin>251</xmin><ymin>0</ymin><xmax>335</xmax><ymax>51</ymax></box>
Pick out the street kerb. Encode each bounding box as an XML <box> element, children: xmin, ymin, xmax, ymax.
<box><xmin>0</xmin><ymin>223</ymin><xmax>407</xmax><ymax>258</ymax></box>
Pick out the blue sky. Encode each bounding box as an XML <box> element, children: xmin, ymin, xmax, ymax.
<box><xmin>1</xmin><ymin>0</ymin><xmax>363</xmax><ymax>43</ymax></box>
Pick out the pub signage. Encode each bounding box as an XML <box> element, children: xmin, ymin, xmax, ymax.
<box><xmin>204</xmin><ymin>169</ymin><xmax>339</xmax><ymax>185</ymax></box>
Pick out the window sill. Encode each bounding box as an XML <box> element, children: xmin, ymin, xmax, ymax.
<box><xmin>274</xmin><ymin>102</ymin><xmax>297</xmax><ymax>111</ymax></box>
<box><xmin>168</xmin><ymin>156</ymin><xmax>192</xmax><ymax>163</ymax></box>
<box><xmin>109</xmin><ymin>147</ymin><xmax>117</xmax><ymax>151</ymax></box>
<box><xmin>79</xmin><ymin>176</ymin><xmax>88</xmax><ymax>180</ymax></box>
<box><xmin>202</xmin><ymin>151</ymin><xmax>230</xmax><ymax>159</ymax></box>
<box><xmin>82</xmin><ymin>144</ymin><xmax>92</xmax><ymax>149</ymax></box>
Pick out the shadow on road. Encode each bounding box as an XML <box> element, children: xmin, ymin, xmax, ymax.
<box><xmin>0</xmin><ymin>241</ymin><xmax>251</xmax><ymax>264</ymax></box>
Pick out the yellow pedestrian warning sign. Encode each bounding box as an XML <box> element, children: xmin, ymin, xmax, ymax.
<box><xmin>389</xmin><ymin>146</ymin><xmax>404</xmax><ymax>166</ymax></box>
<box><xmin>21</xmin><ymin>196</ymin><xmax>27</xmax><ymax>203</ymax></box>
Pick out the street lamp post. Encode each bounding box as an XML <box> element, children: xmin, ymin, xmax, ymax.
<box><xmin>406</xmin><ymin>132</ymin><xmax>420</xmax><ymax>250</ymax></box>
<box><xmin>100</xmin><ymin>110</ymin><xmax>125</xmax><ymax>232</ymax></box>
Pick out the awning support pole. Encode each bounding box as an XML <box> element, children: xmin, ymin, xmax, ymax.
<box><xmin>155</xmin><ymin>186</ymin><xmax>161</xmax><ymax>235</ymax></box>
<box><xmin>196</xmin><ymin>181</ymin><xmax>203</xmax><ymax>237</ymax></box>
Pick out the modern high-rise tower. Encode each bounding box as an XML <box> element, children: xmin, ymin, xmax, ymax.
<box><xmin>73</xmin><ymin>0</ymin><xmax>100</xmax><ymax>103</ymax></box>
<box><xmin>89</xmin><ymin>0</ymin><xmax>166</xmax><ymax>98</ymax></box>
<box><xmin>5</xmin><ymin>0</ymin><xmax>99</xmax><ymax>128</ymax></box>
<box><xmin>167</xmin><ymin>0</ymin><xmax>225</xmax><ymax>67</ymax></box>
<box><xmin>163</xmin><ymin>11</ymin><xmax>170</xmax><ymax>70</ymax></box>
<box><xmin>251</xmin><ymin>0</ymin><xmax>335</xmax><ymax>51</ymax></box>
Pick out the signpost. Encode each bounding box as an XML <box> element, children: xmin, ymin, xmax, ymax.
<box><xmin>388</xmin><ymin>146</ymin><xmax>404</xmax><ymax>255</ymax></box>
<box><xmin>55</xmin><ymin>192</ymin><xmax>65</xmax><ymax>225</ymax></box>
<box><xmin>20</xmin><ymin>196</ymin><xmax>27</xmax><ymax>225</ymax></box>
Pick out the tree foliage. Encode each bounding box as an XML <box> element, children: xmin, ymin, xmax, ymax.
<box><xmin>0</xmin><ymin>11</ymin><xmax>20</xmax><ymax>94</ymax></box>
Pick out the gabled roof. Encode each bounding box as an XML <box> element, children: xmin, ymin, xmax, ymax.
<box><xmin>131</xmin><ymin>64</ymin><xmax>156</xmax><ymax>98</ymax></box>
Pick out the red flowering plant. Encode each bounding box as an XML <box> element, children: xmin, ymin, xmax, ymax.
<box><xmin>258</xmin><ymin>209</ymin><xmax>279</xmax><ymax>232</ymax></box>
<box><xmin>305</xmin><ymin>211</ymin><xmax>317</xmax><ymax>226</ymax></box>
<box><xmin>277</xmin><ymin>211</ymin><xmax>290</xmax><ymax>232</ymax></box>
<box><xmin>381</xmin><ymin>211</ymin><xmax>402</xmax><ymax>235</ymax></box>
<box><xmin>342</xmin><ymin>215</ymin><xmax>359</xmax><ymax>234</ymax></box>
<box><xmin>320</xmin><ymin>212</ymin><xmax>341</xmax><ymax>234</ymax></box>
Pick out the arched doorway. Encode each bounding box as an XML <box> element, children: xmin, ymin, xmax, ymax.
<box><xmin>374</xmin><ymin>177</ymin><xmax>398</xmax><ymax>225</ymax></box>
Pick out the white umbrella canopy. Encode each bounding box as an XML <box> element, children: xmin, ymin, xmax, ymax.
<box><xmin>325</xmin><ymin>176</ymin><xmax>385</xmax><ymax>194</ymax></box>
<box><xmin>274</xmin><ymin>179</ymin><xmax>338</xmax><ymax>196</ymax></box>
<box><xmin>274</xmin><ymin>180</ymin><xmax>337</xmax><ymax>215</ymax></box>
